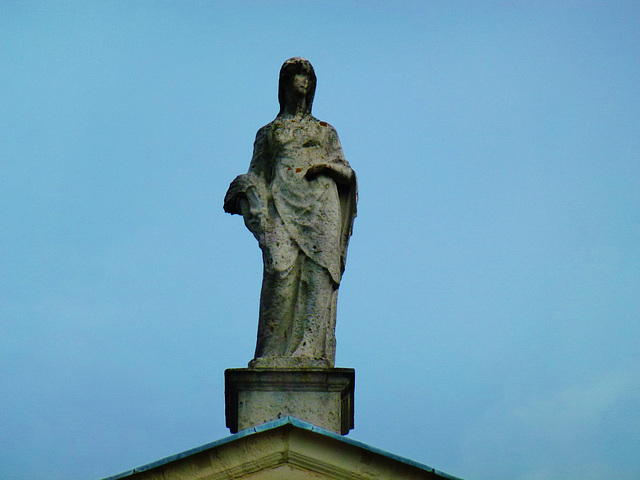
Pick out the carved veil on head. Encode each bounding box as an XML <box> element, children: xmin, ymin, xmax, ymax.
<box><xmin>278</xmin><ymin>57</ymin><xmax>317</xmax><ymax>115</ymax></box>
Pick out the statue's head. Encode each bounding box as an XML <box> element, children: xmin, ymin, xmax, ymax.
<box><xmin>278</xmin><ymin>57</ymin><xmax>317</xmax><ymax>115</ymax></box>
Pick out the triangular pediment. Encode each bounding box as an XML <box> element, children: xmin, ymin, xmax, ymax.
<box><xmin>103</xmin><ymin>417</ymin><xmax>461</xmax><ymax>480</ymax></box>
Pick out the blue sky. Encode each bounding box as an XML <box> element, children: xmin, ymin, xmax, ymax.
<box><xmin>1</xmin><ymin>2</ymin><xmax>639</xmax><ymax>479</ymax></box>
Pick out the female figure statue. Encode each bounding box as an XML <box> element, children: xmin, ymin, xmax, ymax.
<box><xmin>224</xmin><ymin>58</ymin><xmax>357</xmax><ymax>368</ymax></box>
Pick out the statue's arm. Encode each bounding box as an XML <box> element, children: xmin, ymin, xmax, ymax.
<box><xmin>224</xmin><ymin>126</ymin><xmax>271</xmax><ymax>239</ymax></box>
<box><xmin>304</xmin><ymin>125</ymin><xmax>355</xmax><ymax>185</ymax></box>
<box><xmin>224</xmin><ymin>126</ymin><xmax>271</xmax><ymax>213</ymax></box>
<box><xmin>305</xmin><ymin>162</ymin><xmax>354</xmax><ymax>184</ymax></box>
<box><xmin>247</xmin><ymin>125</ymin><xmax>271</xmax><ymax>181</ymax></box>
<box><xmin>223</xmin><ymin>174</ymin><xmax>250</xmax><ymax>214</ymax></box>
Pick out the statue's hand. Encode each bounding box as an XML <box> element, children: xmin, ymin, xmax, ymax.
<box><xmin>224</xmin><ymin>175</ymin><xmax>249</xmax><ymax>214</ymax></box>
<box><xmin>305</xmin><ymin>163</ymin><xmax>353</xmax><ymax>184</ymax></box>
<box><xmin>304</xmin><ymin>164</ymin><xmax>331</xmax><ymax>180</ymax></box>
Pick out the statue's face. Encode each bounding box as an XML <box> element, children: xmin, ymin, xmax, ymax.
<box><xmin>292</xmin><ymin>73</ymin><xmax>310</xmax><ymax>97</ymax></box>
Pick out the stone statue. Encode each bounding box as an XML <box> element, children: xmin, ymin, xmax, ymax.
<box><xmin>224</xmin><ymin>58</ymin><xmax>357</xmax><ymax>368</ymax></box>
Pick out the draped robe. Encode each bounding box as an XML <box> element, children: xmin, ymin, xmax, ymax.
<box><xmin>226</xmin><ymin>114</ymin><xmax>357</xmax><ymax>367</ymax></box>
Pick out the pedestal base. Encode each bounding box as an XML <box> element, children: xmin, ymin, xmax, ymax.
<box><xmin>225</xmin><ymin>368</ymin><xmax>354</xmax><ymax>435</ymax></box>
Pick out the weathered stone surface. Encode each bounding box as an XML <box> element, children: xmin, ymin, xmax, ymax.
<box><xmin>224</xmin><ymin>58</ymin><xmax>357</xmax><ymax>368</ymax></box>
<box><xmin>225</xmin><ymin>368</ymin><xmax>354</xmax><ymax>435</ymax></box>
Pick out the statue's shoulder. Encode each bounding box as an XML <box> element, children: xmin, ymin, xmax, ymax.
<box><xmin>256</xmin><ymin>121</ymin><xmax>274</xmax><ymax>135</ymax></box>
<box><xmin>253</xmin><ymin>120</ymin><xmax>278</xmax><ymax>148</ymax></box>
<box><xmin>310</xmin><ymin>117</ymin><xmax>340</xmax><ymax>140</ymax></box>
<box><xmin>256</xmin><ymin>118</ymin><xmax>285</xmax><ymax>138</ymax></box>
<box><xmin>308</xmin><ymin>115</ymin><xmax>335</xmax><ymax>130</ymax></box>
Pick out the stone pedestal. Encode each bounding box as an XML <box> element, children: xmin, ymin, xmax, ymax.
<box><xmin>225</xmin><ymin>368</ymin><xmax>354</xmax><ymax>435</ymax></box>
